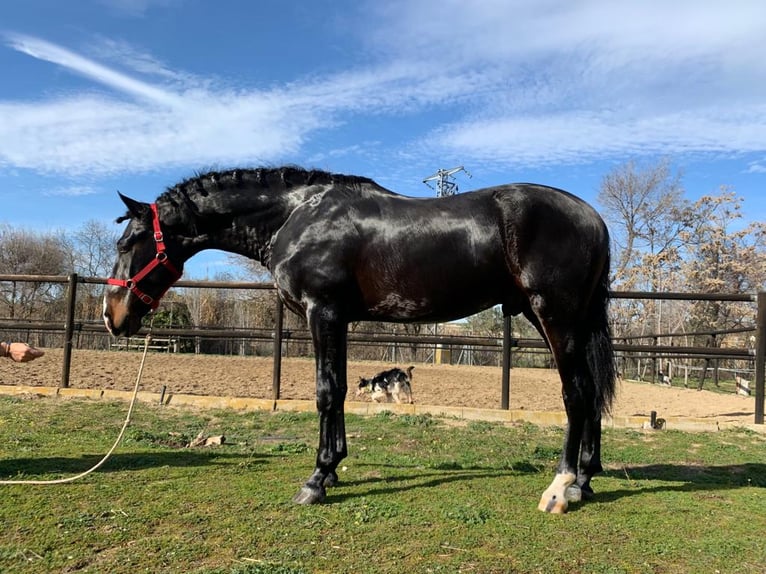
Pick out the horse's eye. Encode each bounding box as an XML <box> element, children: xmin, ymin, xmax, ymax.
<box><xmin>116</xmin><ymin>226</ymin><xmax>146</xmax><ymax>254</ymax></box>
<box><xmin>116</xmin><ymin>237</ymin><xmax>133</xmax><ymax>254</ymax></box>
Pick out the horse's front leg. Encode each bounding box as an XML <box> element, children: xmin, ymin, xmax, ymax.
<box><xmin>293</xmin><ymin>305</ymin><xmax>348</xmax><ymax>505</ymax></box>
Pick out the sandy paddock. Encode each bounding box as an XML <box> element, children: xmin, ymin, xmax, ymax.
<box><xmin>0</xmin><ymin>348</ymin><xmax>757</xmax><ymax>425</ymax></box>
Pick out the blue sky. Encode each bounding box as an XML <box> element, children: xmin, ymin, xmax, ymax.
<box><xmin>1</xmin><ymin>0</ymin><xmax>765</xmax><ymax>278</ymax></box>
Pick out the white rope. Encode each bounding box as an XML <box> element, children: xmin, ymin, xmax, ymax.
<box><xmin>0</xmin><ymin>330</ymin><xmax>153</xmax><ymax>485</ymax></box>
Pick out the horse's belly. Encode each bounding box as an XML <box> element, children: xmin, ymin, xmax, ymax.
<box><xmin>355</xmin><ymin>237</ymin><xmax>509</xmax><ymax>322</ymax></box>
<box><xmin>363</xmin><ymin>282</ymin><xmax>500</xmax><ymax>323</ymax></box>
<box><xmin>367</xmin><ymin>292</ymin><xmax>436</xmax><ymax>319</ymax></box>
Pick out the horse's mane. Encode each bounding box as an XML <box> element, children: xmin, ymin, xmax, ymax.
<box><xmin>132</xmin><ymin>166</ymin><xmax>376</xmax><ymax>229</ymax></box>
<box><xmin>159</xmin><ymin>166</ymin><xmax>375</xmax><ymax>204</ymax></box>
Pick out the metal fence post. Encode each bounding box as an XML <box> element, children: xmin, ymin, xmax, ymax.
<box><xmin>501</xmin><ymin>315</ymin><xmax>512</xmax><ymax>409</ymax></box>
<box><xmin>272</xmin><ymin>298</ymin><xmax>284</xmax><ymax>401</ymax></box>
<box><xmin>754</xmin><ymin>291</ymin><xmax>765</xmax><ymax>424</ymax></box>
<box><xmin>60</xmin><ymin>273</ymin><xmax>78</xmax><ymax>389</ymax></box>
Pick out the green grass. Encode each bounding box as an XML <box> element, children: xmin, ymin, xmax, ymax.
<box><xmin>0</xmin><ymin>396</ymin><xmax>765</xmax><ymax>573</ymax></box>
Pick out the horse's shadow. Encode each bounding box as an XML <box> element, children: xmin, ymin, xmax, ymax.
<box><xmin>329</xmin><ymin>462</ymin><xmax>766</xmax><ymax>506</ymax></box>
<box><xmin>0</xmin><ymin>450</ymin><xmax>266</xmax><ymax>479</ymax></box>
<box><xmin>5</xmin><ymin>453</ymin><xmax>763</xmax><ymax>510</ymax></box>
<box><xmin>330</xmin><ymin>461</ymin><xmax>541</xmax><ymax>502</ymax></box>
<box><xmin>592</xmin><ymin>462</ymin><xmax>766</xmax><ymax>505</ymax></box>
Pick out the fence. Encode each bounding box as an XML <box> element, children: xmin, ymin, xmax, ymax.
<box><xmin>0</xmin><ymin>274</ymin><xmax>764</xmax><ymax>424</ymax></box>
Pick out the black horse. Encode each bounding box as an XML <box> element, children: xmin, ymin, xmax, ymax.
<box><xmin>103</xmin><ymin>166</ymin><xmax>615</xmax><ymax>513</ymax></box>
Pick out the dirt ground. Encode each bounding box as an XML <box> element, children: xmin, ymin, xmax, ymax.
<box><xmin>0</xmin><ymin>348</ymin><xmax>758</xmax><ymax>425</ymax></box>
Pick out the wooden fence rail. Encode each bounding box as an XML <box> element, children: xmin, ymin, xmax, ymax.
<box><xmin>0</xmin><ymin>274</ymin><xmax>763</xmax><ymax>423</ymax></box>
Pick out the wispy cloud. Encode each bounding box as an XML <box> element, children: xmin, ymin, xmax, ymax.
<box><xmin>0</xmin><ymin>33</ymin><xmax>456</xmax><ymax>176</ymax></box>
<box><xmin>365</xmin><ymin>0</ymin><xmax>766</xmax><ymax>167</ymax></box>
<box><xmin>44</xmin><ymin>185</ymin><xmax>100</xmax><ymax>197</ymax></box>
<box><xmin>5</xmin><ymin>33</ymin><xmax>183</xmax><ymax>107</ymax></box>
<box><xmin>423</xmin><ymin>108</ymin><xmax>766</xmax><ymax>170</ymax></box>
<box><xmin>0</xmin><ymin>32</ymin><xmax>319</xmax><ymax>174</ymax></box>
<box><xmin>87</xmin><ymin>36</ymin><xmax>203</xmax><ymax>87</ymax></box>
<box><xmin>1</xmin><ymin>0</ymin><xmax>765</xmax><ymax>177</ymax></box>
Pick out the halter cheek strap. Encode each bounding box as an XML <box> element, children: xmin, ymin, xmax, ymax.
<box><xmin>107</xmin><ymin>203</ymin><xmax>182</xmax><ymax>310</ymax></box>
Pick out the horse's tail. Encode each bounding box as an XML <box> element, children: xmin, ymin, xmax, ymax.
<box><xmin>585</xmin><ymin>246</ymin><xmax>616</xmax><ymax>416</ymax></box>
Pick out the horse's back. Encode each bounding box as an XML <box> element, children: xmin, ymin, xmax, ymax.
<box><xmin>272</xmin><ymin>181</ymin><xmax>608</xmax><ymax>323</ymax></box>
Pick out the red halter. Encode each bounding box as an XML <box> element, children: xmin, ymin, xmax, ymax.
<box><xmin>107</xmin><ymin>203</ymin><xmax>182</xmax><ymax>310</ymax></box>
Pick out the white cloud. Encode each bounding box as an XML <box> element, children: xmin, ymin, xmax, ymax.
<box><xmin>87</xmin><ymin>36</ymin><xmax>204</xmax><ymax>87</ymax></box>
<box><xmin>365</xmin><ymin>0</ymin><xmax>766</xmax><ymax>166</ymax></box>
<box><xmin>1</xmin><ymin>1</ymin><xmax>766</xmax><ymax>176</ymax></box>
<box><xmin>0</xmin><ymin>35</ymin><xmax>465</xmax><ymax>176</ymax></box>
<box><xmin>5</xmin><ymin>33</ymin><xmax>183</xmax><ymax>107</ymax></box>
<box><xmin>425</xmin><ymin>108</ymin><xmax>766</xmax><ymax>169</ymax></box>
<box><xmin>0</xmin><ymin>92</ymin><xmax>311</xmax><ymax>174</ymax></box>
<box><xmin>0</xmin><ymin>33</ymin><xmax>328</xmax><ymax>174</ymax></box>
<box><xmin>45</xmin><ymin>185</ymin><xmax>100</xmax><ymax>197</ymax></box>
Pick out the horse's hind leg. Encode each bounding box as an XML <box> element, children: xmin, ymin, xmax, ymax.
<box><xmin>538</xmin><ymin>374</ymin><xmax>586</xmax><ymax>513</ymax></box>
<box><xmin>293</xmin><ymin>303</ymin><xmax>348</xmax><ymax>505</ymax></box>
<box><xmin>569</xmin><ymin>415</ymin><xmax>603</xmax><ymax>501</ymax></box>
<box><xmin>529</xmin><ymin>314</ymin><xmax>593</xmax><ymax>514</ymax></box>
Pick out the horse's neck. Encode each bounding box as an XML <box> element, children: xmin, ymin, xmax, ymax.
<box><xmin>179</xmin><ymin>185</ymin><xmax>318</xmax><ymax>269</ymax></box>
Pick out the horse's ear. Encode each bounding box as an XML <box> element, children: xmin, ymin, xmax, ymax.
<box><xmin>117</xmin><ymin>192</ymin><xmax>150</xmax><ymax>219</ymax></box>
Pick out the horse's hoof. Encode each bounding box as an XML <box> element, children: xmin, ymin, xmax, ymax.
<box><xmin>579</xmin><ymin>483</ymin><xmax>595</xmax><ymax>501</ymax></box>
<box><xmin>565</xmin><ymin>485</ymin><xmax>582</xmax><ymax>503</ymax></box>
<box><xmin>323</xmin><ymin>471</ymin><xmax>339</xmax><ymax>488</ymax></box>
<box><xmin>538</xmin><ymin>472</ymin><xmax>575</xmax><ymax>514</ymax></box>
<box><xmin>292</xmin><ymin>485</ymin><xmax>326</xmax><ymax>505</ymax></box>
<box><xmin>538</xmin><ymin>494</ymin><xmax>568</xmax><ymax>514</ymax></box>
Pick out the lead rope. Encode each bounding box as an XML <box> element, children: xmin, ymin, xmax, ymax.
<box><xmin>0</xmin><ymin>319</ymin><xmax>154</xmax><ymax>486</ymax></box>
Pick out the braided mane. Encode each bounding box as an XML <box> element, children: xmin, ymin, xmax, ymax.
<box><xmin>159</xmin><ymin>166</ymin><xmax>375</xmax><ymax>205</ymax></box>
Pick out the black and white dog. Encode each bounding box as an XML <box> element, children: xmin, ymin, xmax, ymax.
<box><xmin>356</xmin><ymin>366</ymin><xmax>414</xmax><ymax>404</ymax></box>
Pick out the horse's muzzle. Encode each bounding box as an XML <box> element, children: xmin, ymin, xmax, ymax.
<box><xmin>103</xmin><ymin>292</ymin><xmax>143</xmax><ymax>337</ymax></box>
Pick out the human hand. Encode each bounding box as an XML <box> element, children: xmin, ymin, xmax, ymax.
<box><xmin>5</xmin><ymin>342</ymin><xmax>45</xmax><ymax>363</ymax></box>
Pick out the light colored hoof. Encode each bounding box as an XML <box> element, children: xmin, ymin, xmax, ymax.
<box><xmin>538</xmin><ymin>471</ymin><xmax>576</xmax><ymax>513</ymax></box>
<box><xmin>538</xmin><ymin>494</ymin><xmax>569</xmax><ymax>514</ymax></box>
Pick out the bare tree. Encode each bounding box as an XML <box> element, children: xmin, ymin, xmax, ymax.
<box><xmin>57</xmin><ymin>220</ymin><xmax>121</xmax><ymax>322</ymax></box>
<box><xmin>69</xmin><ymin>219</ymin><xmax>120</xmax><ymax>278</ymax></box>
<box><xmin>598</xmin><ymin>159</ymin><xmax>692</xmax><ymax>345</ymax></box>
<box><xmin>598</xmin><ymin>158</ymin><xmax>690</xmax><ymax>290</ymax></box>
<box><xmin>227</xmin><ymin>253</ymin><xmax>272</xmax><ymax>281</ymax></box>
<box><xmin>0</xmin><ymin>224</ymin><xmax>69</xmax><ymax>319</ymax></box>
<box><xmin>682</xmin><ymin>189</ymin><xmax>766</xmax><ymax>334</ymax></box>
<box><xmin>600</xmin><ymin>166</ymin><xmax>764</xmax><ymax>383</ymax></box>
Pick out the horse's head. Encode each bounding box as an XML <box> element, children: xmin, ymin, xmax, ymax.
<box><xmin>103</xmin><ymin>193</ymin><xmax>184</xmax><ymax>337</ymax></box>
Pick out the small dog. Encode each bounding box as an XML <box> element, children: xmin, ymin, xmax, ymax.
<box><xmin>356</xmin><ymin>366</ymin><xmax>414</xmax><ymax>404</ymax></box>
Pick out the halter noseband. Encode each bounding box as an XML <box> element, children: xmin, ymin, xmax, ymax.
<box><xmin>107</xmin><ymin>203</ymin><xmax>182</xmax><ymax>310</ymax></box>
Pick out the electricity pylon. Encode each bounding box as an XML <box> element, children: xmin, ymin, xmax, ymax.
<box><xmin>422</xmin><ymin>166</ymin><xmax>471</xmax><ymax>197</ymax></box>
